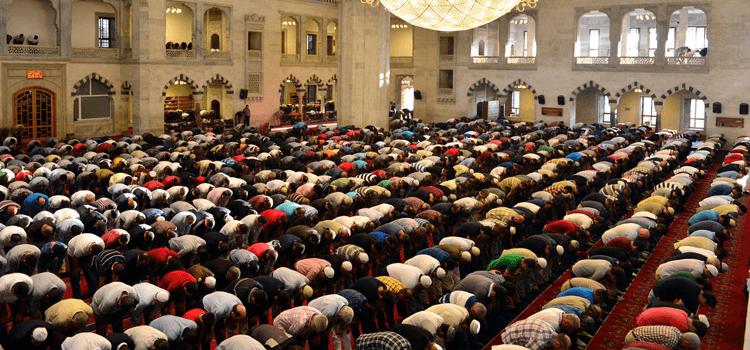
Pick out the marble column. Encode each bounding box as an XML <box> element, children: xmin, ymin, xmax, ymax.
<box><xmin>337</xmin><ymin>1</ymin><xmax>390</xmax><ymax>129</ymax></box>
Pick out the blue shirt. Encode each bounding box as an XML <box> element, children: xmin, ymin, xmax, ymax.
<box><xmin>689</xmin><ymin>229</ymin><xmax>716</xmax><ymax>240</ymax></box>
<box><xmin>558</xmin><ymin>287</ymin><xmax>595</xmax><ymax>303</ymax></box>
<box><xmin>708</xmin><ymin>184</ymin><xmax>733</xmax><ymax>196</ymax></box>
<box><xmin>688</xmin><ymin>210</ymin><xmax>719</xmax><ymax>225</ymax></box>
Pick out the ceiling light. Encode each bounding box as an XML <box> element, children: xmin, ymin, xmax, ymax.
<box><xmin>361</xmin><ymin>0</ymin><xmax>540</xmax><ymax>32</ymax></box>
<box><xmin>166</xmin><ymin>6</ymin><xmax>183</xmax><ymax>14</ymax></box>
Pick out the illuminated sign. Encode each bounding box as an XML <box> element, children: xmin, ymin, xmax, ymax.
<box><xmin>26</xmin><ymin>70</ymin><xmax>43</xmax><ymax>79</ymax></box>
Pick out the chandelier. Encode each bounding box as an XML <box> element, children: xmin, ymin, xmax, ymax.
<box><xmin>166</xmin><ymin>6</ymin><xmax>183</xmax><ymax>14</ymax></box>
<box><xmin>360</xmin><ymin>0</ymin><xmax>539</xmax><ymax>32</ymax></box>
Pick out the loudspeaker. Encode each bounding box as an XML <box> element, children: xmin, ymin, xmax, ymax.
<box><xmin>713</xmin><ymin>102</ymin><xmax>722</xmax><ymax>114</ymax></box>
<box><xmin>741</xmin><ymin>103</ymin><xmax>749</xmax><ymax>115</ymax></box>
<box><xmin>239</xmin><ymin>89</ymin><xmax>249</xmax><ymax>100</ymax></box>
<box><xmin>414</xmin><ymin>90</ymin><xmax>423</xmax><ymax>100</ymax></box>
<box><xmin>557</xmin><ymin>95</ymin><xmax>565</xmax><ymax>106</ymax></box>
<box><xmin>537</xmin><ymin>95</ymin><xmax>546</xmax><ymax>105</ymax></box>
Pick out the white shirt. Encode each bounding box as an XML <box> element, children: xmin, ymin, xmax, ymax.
<box><xmin>202</xmin><ymin>291</ymin><xmax>242</xmax><ymax>318</ymax></box>
<box><xmin>271</xmin><ymin>267</ymin><xmax>310</xmax><ymax>293</ymax></box>
<box><xmin>91</xmin><ymin>282</ymin><xmax>138</xmax><ymax>316</ymax></box>
<box><xmin>602</xmin><ymin>223</ymin><xmax>642</xmax><ymax>244</ymax></box>
<box><xmin>216</xmin><ymin>335</ymin><xmax>266</xmax><ymax>350</ymax></box>
<box><xmin>124</xmin><ymin>325</ymin><xmax>168</xmax><ymax>350</ymax></box>
<box><xmin>61</xmin><ymin>332</ymin><xmax>111</xmax><ymax>350</ymax></box>
<box><xmin>0</xmin><ymin>273</ymin><xmax>32</xmax><ymax>303</ymax></box>
<box><xmin>133</xmin><ymin>282</ymin><xmax>169</xmax><ymax>313</ymax></box>
<box><xmin>308</xmin><ymin>294</ymin><xmax>348</xmax><ymax>318</ymax></box>
<box><xmin>67</xmin><ymin>233</ymin><xmax>104</xmax><ymax>258</ymax></box>
<box><xmin>656</xmin><ymin>259</ymin><xmax>706</xmax><ymax>279</ymax></box>
<box><xmin>527</xmin><ymin>308</ymin><xmax>564</xmax><ymax>331</ymax></box>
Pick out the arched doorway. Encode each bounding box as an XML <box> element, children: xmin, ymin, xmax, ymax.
<box><xmin>14</xmin><ymin>87</ymin><xmax>55</xmax><ymax>140</ymax></box>
<box><xmin>400</xmin><ymin>77</ymin><xmax>415</xmax><ymax>112</ymax></box>
<box><xmin>211</xmin><ymin>99</ymin><xmax>221</xmax><ymax>117</ymax></box>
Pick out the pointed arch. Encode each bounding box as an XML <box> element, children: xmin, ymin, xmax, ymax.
<box><xmin>305</xmin><ymin>74</ymin><xmax>324</xmax><ymax>87</ymax></box>
<box><xmin>466</xmin><ymin>78</ymin><xmax>500</xmax><ymax>97</ymax></box>
<box><xmin>202</xmin><ymin>74</ymin><xmax>234</xmax><ymax>95</ymax></box>
<box><xmin>326</xmin><ymin>75</ymin><xmax>337</xmax><ymax>85</ymax></box>
<box><xmin>71</xmin><ymin>73</ymin><xmax>116</xmax><ymax>96</ymax></box>
<box><xmin>614</xmin><ymin>81</ymin><xmax>657</xmax><ymax>100</ymax></box>
<box><xmin>162</xmin><ymin>74</ymin><xmax>201</xmax><ymax>96</ymax></box>
<box><xmin>660</xmin><ymin>83</ymin><xmax>709</xmax><ymax>105</ymax></box>
<box><xmin>501</xmin><ymin>79</ymin><xmax>538</xmax><ymax>98</ymax></box>
<box><xmin>278</xmin><ymin>75</ymin><xmax>302</xmax><ymax>93</ymax></box>
<box><xmin>569</xmin><ymin>80</ymin><xmax>611</xmax><ymax>101</ymax></box>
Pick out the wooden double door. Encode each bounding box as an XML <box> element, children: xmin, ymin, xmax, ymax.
<box><xmin>13</xmin><ymin>87</ymin><xmax>55</xmax><ymax>140</ymax></box>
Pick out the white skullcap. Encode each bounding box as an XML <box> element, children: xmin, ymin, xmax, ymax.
<box><xmin>419</xmin><ymin>275</ymin><xmax>433</xmax><ymax>288</ymax></box>
<box><xmin>510</xmin><ymin>227</ymin><xmax>516</xmax><ymax>235</ymax></box>
<box><xmin>204</xmin><ymin>276</ymin><xmax>216</xmax><ymax>289</ymax></box>
<box><xmin>32</xmin><ymin>327</ymin><xmax>48</xmax><ymax>342</ymax></box>
<box><xmin>358</xmin><ymin>252</ymin><xmax>369</xmax><ymax>264</ymax></box>
<box><xmin>469</xmin><ymin>319</ymin><xmax>481</xmax><ymax>335</ymax></box>
<box><xmin>556</xmin><ymin>245</ymin><xmax>565</xmax><ymax>256</ymax></box>
<box><xmin>342</xmin><ymin>261</ymin><xmax>353</xmax><ymax>272</ymax></box>
<box><xmin>460</xmin><ymin>251</ymin><xmax>472</xmax><ymax>262</ymax></box>
<box><xmin>155</xmin><ymin>290</ymin><xmax>170</xmax><ymax>303</ymax></box>
<box><xmin>470</xmin><ymin>246</ymin><xmax>480</xmax><ymax>257</ymax></box>
<box><xmin>706</xmin><ymin>264</ymin><xmax>718</xmax><ymax>277</ymax></box>
<box><xmin>570</xmin><ymin>240</ymin><xmax>580</xmax><ymax>249</ymax></box>
<box><xmin>730</xmin><ymin>219</ymin><xmax>736</xmax><ymax>227</ymax></box>
<box><xmin>323</xmin><ymin>266</ymin><xmax>335</xmax><ymax>279</ymax></box>
<box><xmin>537</xmin><ymin>257</ymin><xmax>548</xmax><ymax>269</ymax></box>
<box><xmin>435</xmin><ymin>267</ymin><xmax>446</xmax><ymax>279</ymax></box>
<box><xmin>698</xmin><ymin>314</ymin><xmax>710</xmax><ymax>328</ymax></box>
<box><xmin>721</xmin><ymin>262</ymin><xmax>729</xmax><ymax>273</ymax></box>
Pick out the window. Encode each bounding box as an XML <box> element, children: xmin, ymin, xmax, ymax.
<box><xmin>248</xmin><ymin>31</ymin><xmax>262</xmax><ymax>51</ymax></box>
<box><xmin>598</xmin><ymin>95</ymin><xmax>611</xmax><ymax>124</ymax></box>
<box><xmin>327</xmin><ymin>35</ymin><xmax>335</xmax><ymax>56</ymax></box>
<box><xmin>478</xmin><ymin>40</ymin><xmax>485</xmax><ymax>56</ymax></box>
<box><xmin>440</xmin><ymin>36</ymin><xmax>455</xmax><ymax>55</ymax></box>
<box><xmin>589</xmin><ymin>29</ymin><xmax>600</xmax><ymax>57</ymax></box>
<box><xmin>306</xmin><ymin>85</ymin><xmax>317</xmax><ymax>104</ymax></box>
<box><xmin>686</xmin><ymin>26</ymin><xmax>707</xmax><ymax>50</ymax></box>
<box><xmin>511</xmin><ymin>90</ymin><xmax>521</xmax><ymax>116</ymax></box>
<box><xmin>523</xmin><ymin>31</ymin><xmax>529</xmax><ymax>56</ymax></box>
<box><xmin>648</xmin><ymin>28</ymin><xmax>657</xmax><ymax>57</ymax></box>
<box><xmin>210</xmin><ymin>34</ymin><xmax>220</xmax><ymax>51</ymax></box>
<box><xmin>688</xmin><ymin>98</ymin><xmax>706</xmax><ymax>129</ymax></box>
<box><xmin>306</xmin><ymin>34</ymin><xmax>317</xmax><ymax>55</ymax></box>
<box><xmin>281</xmin><ymin>31</ymin><xmax>286</xmax><ymax>54</ymax></box>
<box><xmin>438</xmin><ymin>70</ymin><xmax>453</xmax><ymax>89</ymax></box>
<box><xmin>74</xmin><ymin>80</ymin><xmax>112</xmax><ymax>120</ymax></box>
<box><xmin>97</xmin><ymin>16</ymin><xmax>116</xmax><ymax>48</ymax></box>
<box><xmin>640</xmin><ymin>96</ymin><xmax>657</xmax><ymax>127</ymax></box>
<box><xmin>666</xmin><ymin>27</ymin><xmax>676</xmax><ymax>56</ymax></box>
<box><xmin>626</xmin><ymin>28</ymin><xmax>640</xmax><ymax>56</ymax></box>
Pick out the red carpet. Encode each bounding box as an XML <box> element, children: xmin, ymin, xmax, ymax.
<box><xmin>586</xmin><ymin>159</ymin><xmax>721</xmax><ymax>350</ymax></box>
<box><xmin>697</xmin><ymin>195</ymin><xmax>750</xmax><ymax>350</ymax></box>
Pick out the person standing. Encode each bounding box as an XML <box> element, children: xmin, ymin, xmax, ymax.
<box><xmin>243</xmin><ymin>105</ymin><xmax>251</xmax><ymax>127</ymax></box>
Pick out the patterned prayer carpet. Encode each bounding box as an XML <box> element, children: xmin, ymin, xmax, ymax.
<box><xmin>586</xmin><ymin>159</ymin><xmax>721</xmax><ymax>350</ymax></box>
<box><xmin>696</xmin><ymin>194</ymin><xmax>750</xmax><ymax>350</ymax></box>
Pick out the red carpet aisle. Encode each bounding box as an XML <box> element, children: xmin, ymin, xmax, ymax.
<box><xmin>586</xmin><ymin>159</ymin><xmax>721</xmax><ymax>350</ymax></box>
<box><xmin>697</xmin><ymin>195</ymin><xmax>750</xmax><ymax>349</ymax></box>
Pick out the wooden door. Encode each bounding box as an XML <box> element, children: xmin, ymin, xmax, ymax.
<box><xmin>13</xmin><ymin>87</ymin><xmax>55</xmax><ymax>140</ymax></box>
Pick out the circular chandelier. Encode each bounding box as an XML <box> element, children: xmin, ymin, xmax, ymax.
<box><xmin>360</xmin><ymin>0</ymin><xmax>539</xmax><ymax>32</ymax></box>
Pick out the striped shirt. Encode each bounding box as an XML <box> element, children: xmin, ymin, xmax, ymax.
<box><xmin>626</xmin><ymin>326</ymin><xmax>681</xmax><ymax>349</ymax></box>
<box><xmin>501</xmin><ymin>319</ymin><xmax>557</xmax><ymax>350</ymax></box>
<box><xmin>92</xmin><ymin>249</ymin><xmax>126</xmax><ymax>274</ymax></box>
<box><xmin>355</xmin><ymin>332</ymin><xmax>412</xmax><ymax>350</ymax></box>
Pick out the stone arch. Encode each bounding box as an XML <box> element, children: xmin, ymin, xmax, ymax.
<box><xmin>306</xmin><ymin>74</ymin><xmax>324</xmax><ymax>87</ymax></box>
<box><xmin>162</xmin><ymin>74</ymin><xmax>201</xmax><ymax>96</ymax></box>
<box><xmin>466</xmin><ymin>78</ymin><xmax>500</xmax><ymax>97</ymax></box>
<box><xmin>278</xmin><ymin>75</ymin><xmax>302</xmax><ymax>93</ymax></box>
<box><xmin>569</xmin><ymin>80</ymin><xmax>612</xmax><ymax>101</ymax></box>
<box><xmin>614</xmin><ymin>81</ymin><xmax>657</xmax><ymax>100</ymax></box>
<box><xmin>501</xmin><ymin>79</ymin><xmax>538</xmax><ymax>98</ymax></box>
<box><xmin>660</xmin><ymin>83</ymin><xmax>709</xmax><ymax>106</ymax></box>
<box><xmin>326</xmin><ymin>75</ymin><xmax>337</xmax><ymax>85</ymax></box>
<box><xmin>71</xmin><ymin>73</ymin><xmax>116</xmax><ymax>96</ymax></box>
<box><xmin>202</xmin><ymin>74</ymin><xmax>233</xmax><ymax>95</ymax></box>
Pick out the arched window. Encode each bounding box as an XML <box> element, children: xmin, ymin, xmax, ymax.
<box><xmin>506</xmin><ymin>15</ymin><xmax>536</xmax><ymax>57</ymax></box>
<box><xmin>576</xmin><ymin>10</ymin><xmax>610</xmax><ymax>58</ymax></box>
<box><xmin>666</xmin><ymin>7</ymin><xmax>708</xmax><ymax>58</ymax></box>
<box><xmin>74</xmin><ymin>80</ymin><xmax>112</xmax><ymax>120</ymax></box>
<box><xmin>210</xmin><ymin>34</ymin><xmax>220</xmax><ymax>50</ymax></box>
<box><xmin>619</xmin><ymin>9</ymin><xmax>656</xmax><ymax>58</ymax></box>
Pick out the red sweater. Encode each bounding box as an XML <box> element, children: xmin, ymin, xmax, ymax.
<box><xmin>148</xmin><ymin>247</ymin><xmax>179</xmax><ymax>267</ymax></box>
<box><xmin>544</xmin><ymin>220</ymin><xmax>580</xmax><ymax>235</ymax></box>
<box><xmin>635</xmin><ymin>307</ymin><xmax>690</xmax><ymax>332</ymax></box>
<box><xmin>159</xmin><ymin>270</ymin><xmax>198</xmax><ymax>292</ymax></box>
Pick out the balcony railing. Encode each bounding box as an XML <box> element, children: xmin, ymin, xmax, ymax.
<box><xmin>247</xmin><ymin>50</ymin><xmax>262</xmax><ymax>60</ymax></box>
<box><xmin>72</xmin><ymin>47</ymin><xmax>119</xmax><ymax>59</ymax></box>
<box><xmin>282</xmin><ymin>53</ymin><xmax>299</xmax><ymax>64</ymax></box>
<box><xmin>619</xmin><ymin>57</ymin><xmax>656</xmax><ymax>65</ymax></box>
<box><xmin>576</xmin><ymin>56</ymin><xmax>609</xmax><ymax>65</ymax></box>
<box><xmin>507</xmin><ymin>56</ymin><xmax>536</xmax><ymax>64</ymax></box>
<box><xmin>440</xmin><ymin>54</ymin><xmax>454</xmax><ymax>63</ymax></box>
<box><xmin>205</xmin><ymin>51</ymin><xmax>231</xmax><ymax>60</ymax></box>
<box><xmin>7</xmin><ymin>44</ymin><xmax>59</xmax><ymax>56</ymax></box>
<box><xmin>166</xmin><ymin>49</ymin><xmax>195</xmax><ymax>59</ymax></box>
<box><xmin>666</xmin><ymin>57</ymin><xmax>706</xmax><ymax>66</ymax></box>
<box><xmin>390</xmin><ymin>56</ymin><xmax>413</xmax><ymax>67</ymax></box>
<box><xmin>472</xmin><ymin>56</ymin><xmax>501</xmax><ymax>64</ymax></box>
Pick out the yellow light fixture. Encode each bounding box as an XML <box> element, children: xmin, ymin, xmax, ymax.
<box><xmin>166</xmin><ymin>6</ymin><xmax>183</xmax><ymax>14</ymax></box>
<box><xmin>634</xmin><ymin>87</ymin><xmax>643</xmax><ymax>93</ymax></box>
<box><xmin>360</xmin><ymin>0</ymin><xmax>540</xmax><ymax>32</ymax></box>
